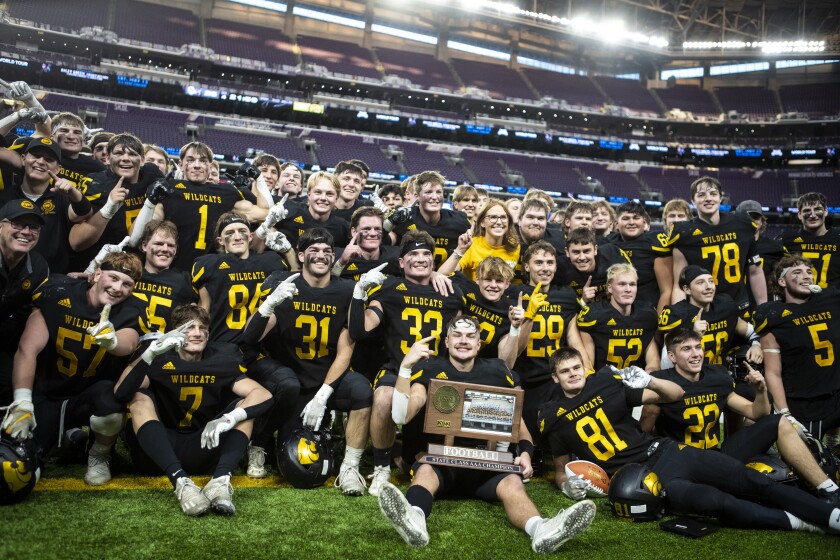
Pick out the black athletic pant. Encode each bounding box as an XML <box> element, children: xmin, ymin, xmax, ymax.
<box><xmin>246</xmin><ymin>357</ymin><xmax>300</xmax><ymax>450</ymax></box>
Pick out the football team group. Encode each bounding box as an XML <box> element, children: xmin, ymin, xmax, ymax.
<box><xmin>0</xmin><ymin>79</ymin><xmax>838</xmax><ymax>552</ymax></box>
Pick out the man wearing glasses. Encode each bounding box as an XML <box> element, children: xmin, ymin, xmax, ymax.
<box><xmin>0</xmin><ymin>199</ymin><xmax>49</xmax><ymax>406</ymax></box>
<box><xmin>778</xmin><ymin>192</ymin><xmax>840</xmax><ymax>289</ymax></box>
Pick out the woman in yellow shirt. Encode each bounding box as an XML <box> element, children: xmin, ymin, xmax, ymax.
<box><xmin>438</xmin><ymin>200</ymin><xmax>520</xmax><ymax>280</ymax></box>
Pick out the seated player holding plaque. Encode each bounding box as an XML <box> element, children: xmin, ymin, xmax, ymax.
<box><xmin>378</xmin><ymin>316</ymin><xmax>596</xmax><ymax>553</ymax></box>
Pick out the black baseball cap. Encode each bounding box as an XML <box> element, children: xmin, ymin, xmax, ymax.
<box><xmin>23</xmin><ymin>137</ymin><xmax>62</xmax><ymax>164</ymax></box>
<box><xmin>0</xmin><ymin>199</ymin><xmax>45</xmax><ymax>225</ymax></box>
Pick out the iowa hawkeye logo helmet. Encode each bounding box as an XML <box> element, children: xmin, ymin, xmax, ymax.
<box><xmin>0</xmin><ymin>433</ymin><xmax>41</xmax><ymax>505</ymax></box>
<box><xmin>277</xmin><ymin>426</ymin><xmax>338</xmax><ymax>489</ymax></box>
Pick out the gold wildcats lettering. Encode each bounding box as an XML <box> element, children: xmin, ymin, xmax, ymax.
<box><xmin>701</xmin><ymin>232</ymin><xmax>737</xmax><ymax>244</ymax></box>
<box><xmin>133</xmin><ymin>282</ymin><xmax>173</xmax><ymax>296</ymax></box>
<box><xmin>707</xmin><ymin>320</ymin><xmax>728</xmax><ymax>331</ymax></box>
<box><xmin>182</xmin><ymin>193</ymin><xmax>222</xmax><ymax>203</ymax></box>
<box><xmin>292</xmin><ymin>301</ymin><xmax>337</xmax><ymax>315</ymax></box>
<box><xmin>169</xmin><ymin>374</ymin><xmax>217</xmax><ymax>384</ymax></box>
<box><xmin>124</xmin><ymin>195</ymin><xmax>147</xmax><ymax>207</ymax></box>
<box><xmin>402</xmin><ymin>296</ymin><xmax>443</xmax><ymax>308</ymax></box>
<box><xmin>800</xmin><ymin>243</ymin><xmax>837</xmax><ymax>252</ymax></box>
<box><xmin>227</xmin><ymin>272</ymin><xmax>266</xmax><ymax>282</ymax></box>
<box><xmin>564</xmin><ymin>395</ymin><xmax>605</xmax><ymax>421</ymax></box>
<box><xmin>684</xmin><ymin>393</ymin><xmax>718</xmax><ymax>406</ymax></box>
<box><xmin>64</xmin><ymin>315</ymin><xmax>95</xmax><ymax>329</ymax></box>
<box><xmin>792</xmin><ymin>312</ymin><xmax>832</xmax><ymax>326</ymax></box>
<box><xmin>611</xmin><ymin>328</ymin><xmax>643</xmax><ymax>337</ymax></box>
<box><xmin>467</xmin><ymin>303</ymin><xmax>503</xmax><ymax>325</ymax></box>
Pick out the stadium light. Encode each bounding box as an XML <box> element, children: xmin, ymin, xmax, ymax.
<box><xmin>682</xmin><ymin>40</ymin><xmax>825</xmax><ymax>53</ymax></box>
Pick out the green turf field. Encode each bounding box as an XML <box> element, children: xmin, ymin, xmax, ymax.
<box><xmin>2</xmin><ymin>461</ymin><xmax>838</xmax><ymax>560</ymax></box>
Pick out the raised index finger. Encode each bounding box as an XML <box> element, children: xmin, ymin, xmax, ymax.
<box><xmin>0</xmin><ymin>78</ymin><xmax>10</xmax><ymax>89</ymax></box>
<box><xmin>531</xmin><ymin>282</ymin><xmax>542</xmax><ymax>295</ymax></box>
<box><xmin>176</xmin><ymin>320</ymin><xmax>195</xmax><ymax>334</ymax></box>
<box><xmin>696</xmin><ymin>308</ymin><xmax>702</xmax><ymax>321</ymax></box>
<box><xmin>279</xmin><ymin>194</ymin><xmax>288</xmax><ymax>206</ymax></box>
<box><xmin>517</xmin><ymin>291</ymin><xmax>523</xmax><ymax>307</ymax></box>
<box><xmin>283</xmin><ymin>273</ymin><xmax>301</xmax><ymax>284</ymax></box>
<box><xmin>419</xmin><ymin>335</ymin><xmax>436</xmax><ymax>344</ymax></box>
<box><xmin>371</xmin><ymin>262</ymin><xmax>388</xmax><ymax>274</ymax></box>
<box><xmin>99</xmin><ymin>304</ymin><xmax>111</xmax><ymax>324</ymax></box>
<box><xmin>584</xmin><ymin>275</ymin><xmax>593</xmax><ymax>288</ymax></box>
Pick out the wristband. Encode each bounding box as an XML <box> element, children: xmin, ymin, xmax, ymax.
<box><xmin>99</xmin><ymin>197</ymin><xmax>121</xmax><ymax>219</ymax></box>
<box><xmin>71</xmin><ymin>197</ymin><xmax>93</xmax><ymax>216</ymax></box>
<box><xmin>763</xmin><ymin>348</ymin><xmax>780</xmax><ymax>354</ymax></box>
<box><xmin>518</xmin><ymin>439</ymin><xmax>534</xmax><ymax>457</ymax></box>
<box><xmin>509</xmin><ymin>325</ymin><xmax>520</xmax><ymax>337</ymax></box>
<box><xmin>398</xmin><ymin>366</ymin><xmax>412</xmax><ymax>379</ymax></box>
<box><xmin>452</xmin><ymin>251</ymin><xmax>464</xmax><ymax>259</ymax></box>
<box><xmin>255</xmin><ymin>224</ymin><xmax>269</xmax><ymax>239</ymax></box>
<box><xmin>383</xmin><ymin>219</ymin><xmax>395</xmax><ymax>233</ymax></box>
<box><xmin>228</xmin><ymin>407</ymin><xmax>248</xmax><ymax>424</ymax></box>
<box><xmin>13</xmin><ymin>388</ymin><xmax>32</xmax><ymax>402</ymax></box>
<box><xmin>331</xmin><ymin>261</ymin><xmax>345</xmax><ymax>276</ymax></box>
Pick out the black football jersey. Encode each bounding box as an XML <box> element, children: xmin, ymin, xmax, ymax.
<box><xmin>392</xmin><ymin>207</ymin><xmax>471</xmax><ymax>268</ymax></box>
<box><xmin>32</xmin><ymin>275</ymin><xmax>147</xmax><ymax>399</ymax></box>
<box><xmin>577</xmin><ymin>299</ymin><xmax>657</xmax><ymax>370</ymax></box>
<box><xmin>452</xmin><ymin>273</ymin><xmax>515</xmax><ymax>360</ymax></box>
<box><xmin>510</xmin><ymin>284</ymin><xmax>580</xmax><ymax>386</ymax></box>
<box><xmin>554</xmin><ymin>244</ymin><xmax>631</xmax><ymax>302</ymax></box>
<box><xmin>132</xmin><ymin>268</ymin><xmax>196</xmax><ymax>334</ymax></box>
<box><xmin>753</xmin><ymin>287</ymin><xmax>840</xmax><ymax>401</ymax></box>
<box><xmin>146</xmin><ymin>343</ymin><xmax>245</xmax><ymax>431</ymax></box>
<box><xmin>334</xmin><ymin>245</ymin><xmax>401</xmax><ymax>282</ymax></box>
<box><xmin>0</xmin><ymin>251</ymin><xmax>49</xmax><ymax>353</ymax></box>
<box><xmin>192</xmin><ymin>252</ymin><xmax>286</xmax><ymax>343</ymax></box>
<box><xmin>161</xmin><ymin>179</ymin><xmax>256</xmax><ymax>271</ymax></box>
<box><xmin>368</xmin><ymin>276</ymin><xmax>465</xmax><ymax>366</ymax></box>
<box><xmin>332</xmin><ymin>197</ymin><xmax>374</xmax><ymax>223</ymax></box>
<box><xmin>538</xmin><ymin>367</ymin><xmax>654</xmax><ymax>475</ymax></box>
<box><xmin>277</xmin><ymin>206</ymin><xmax>351</xmax><ymax>249</ymax></box>
<box><xmin>668</xmin><ymin>213</ymin><xmax>758</xmax><ymax>306</ymax></box>
<box><xmin>651</xmin><ymin>365</ymin><xmax>734</xmax><ymax>450</ymax></box>
<box><xmin>400</xmin><ymin>356</ymin><xmax>521</xmax><ymax>461</ymax></box>
<box><xmin>778</xmin><ymin>227</ymin><xmax>840</xmax><ymax>289</ymax></box>
<box><xmin>56</xmin><ymin>154</ymin><xmax>104</xmax><ymax>196</ymax></box>
<box><xmin>77</xmin><ymin>164</ymin><xmax>164</xmax><ymax>265</ymax></box>
<box><xmin>658</xmin><ymin>295</ymin><xmax>741</xmax><ymax>365</ymax></box>
<box><xmin>613</xmin><ymin>231</ymin><xmax>671</xmax><ymax>306</ymax></box>
<box><xmin>261</xmin><ymin>272</ymin><xmax>354</xmax><ymax>390</ymax></box>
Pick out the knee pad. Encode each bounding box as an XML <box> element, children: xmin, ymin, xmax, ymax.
<box><xmin>89</xmin><ymin>412</ymin><xmax>126</xmax><ymax>437</ymax></box>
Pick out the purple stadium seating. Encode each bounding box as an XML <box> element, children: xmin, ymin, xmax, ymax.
<box><xmin>779</xmin><ymin>83</ymin><xmax>840</xmax><ymax>118</ymax></box>
<box><xmin>522</xmin><ymin>69</ymin><xmax>606</xmax><ymax>107</ymax></box>
<box><xmin>8</xmin><ymin>0</ymin><xmax>108</xmax><ymax>32</ymax></box>
<box><xmin>308</xmin><ymin>130</ymin><xmax>399</xmax><ymax>173</ymax></box>
<box><xmin>654</xmin><ymin>85</ymin><xmax>719</xmax><ymax>116</ymax></box>
<box><xmin>375</xmin><ymin>47</ymin><xmax>461</xmax><ymax>91</ymax></box>
<box><xmin>791</xmin><ymin>176</ymin><xmax>840</xmax><ymax>205</ymax></box>
<box><xmin>202</xmin><ymin>128</ymin><xmax>311</xmax><ymax>164</ymax></box>
<box><xmin>297</xmin><ymin>35</ymin><xmax>381</xmax><ymax>80</ymax></box>
<box><xmin>575</xmin><ymin>161</ymin><xmax>643</xmax><ymax>199</ymax></box>
<box><xmin>206</xmin><ymin>19</ymin><xmax>298</xmax><ymax>67</ymax></box>
<box><xmin>595</xmin><ymin>76</ymin><xmax>661</xmax><ymax>113</ymax></box>
<box><xmin>393</xmin><ymin>140</ymin><xmax>470</xmax><ymax>183</ymax></box>
<box><xmin>460</xmin><ymin>150</ymin><xmax>507</xmax><ymax>185</ymax></box>
<box><xmin>715</xmin><ymin>86</ymin><xmax>780</xmax><ymax>119</ymax></box>
<box><xmin>114</xmin><ymin>1</ymin><xmax>200</xmax><ymax>47</ymax></box>
<box><xmin>501</xmin><ymin>153</ymin><xmax>583</xmax><ymax>192</ymax></box>
<box><xmin>449</xmin><ymin>58</ymin><xmax>536</xmax><ymax>101</ymax></box>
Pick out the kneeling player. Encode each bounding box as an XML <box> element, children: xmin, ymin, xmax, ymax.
<box><xmin>114</xmin><ymin>305</ymin><xmax>272</xmax><ymax>516</ymax></box>
<box><xmin>379</xmin><ymin>316</ymin><xmax>596</xmax><ymax>553</ymax></box>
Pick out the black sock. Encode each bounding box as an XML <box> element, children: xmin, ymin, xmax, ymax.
<box><xmin>136</xmin><ymin>421</ymin><xmax>183</xmax><ymax>487</ymax></box>
<box><xmin>373</xmin><ymin>446</ymin><xmax>392</xmax><ymax>468</ymax></box>
<box><xmin>406</xmin><ymin>485</ymin><xmax>434</xmax><ymax>518</ymax></box>
<box><xmin>214</xmin><ymin>429</ymin><xmax>249</xmax><ymax>478</ymax></box>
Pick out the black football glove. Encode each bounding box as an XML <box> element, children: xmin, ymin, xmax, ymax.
<box><xmin>225</xmin><ymin>163</ymin><xmax>261</xmax><ymax>194</ymax></box>
<box><xmin>383</xmin><ymin>206</ymin><xmax>413</xmax><ymax>232</ymax></box>
<box><xmin>146</xmin><ymin>179</ymin><xmax>174</xmax><ymax>204</ymax></box>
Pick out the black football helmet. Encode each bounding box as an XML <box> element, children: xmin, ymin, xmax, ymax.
<box><xmin>608</xmin><ymin>463</ymin><xmax>666</xmax><ymax>522</ymax></box>
<box><xmin>797</xmin><ymin>437</ymin><xmax>839</xmax><ymax>489</ymax></box>
<box><xmin>745</xmin><ymin>454</ymin><xmax>798</xmax><ymax>484</ymax></box>
<box><xmin>0</xmin><ymin>434</ymin><xmax>41</xmax><ymax>505</ymax></box>
<box><xmin>277</xmin><ymin>426</ymin><xmax>338</xmax><ymax>489</ymax></box>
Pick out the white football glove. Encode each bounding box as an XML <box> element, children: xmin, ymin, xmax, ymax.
<box><xmin>84</xmin><ymin>236</ymin><xmax>131</xmax><ymax>274</ymax></box>
<box><xmin>301</xmin><ymin>384</ymin><xmax>334</xmax><ymax>431</ymax></box>
<box><xmin>87</xmin><ymin>304</ymin><xmax>117</xmax><ymax>351</ymax></box>
<box><xmin>201</xmin><ymin>408</ymin><xmax>246</xmax><ymax>449</ymax></box>
<box><xmin>141</xmin><ymin>320</ymin><xmax>195</xmax><ymax>364</ymax></box>
<box><xmin>2</xmin><ymin>389</ymin><xmax>36</xmax><ymax>440</ymax></box>
<box><xmin>257</xmin><ymin>273</ymin><xmax>299</xmax><ymax>317</ymax></box>
<box><xmin>256</xmin><ymin>195</ymin><xmax>289</xmax><ymax>239</ymax></box>
<box><xmin>353</xmin><ymin>263</ymin><xmax>388</xmax><ymax>300</ymax></box>
<box><xmin>779</xmin><ymin>408</ymin><xmax>811</xmax><ymax>441</ymax></box>
<box><xmin>561</xmin><ymin>474</ymin><xmax>588</xmax><ymax>501</ymax></box>
<box><xmin>9</xmin><ymin>81</ymin><xmax>35</xmax><ymax>103</ymax></box>
<box><xmin>618</xmin><ymin>365</ymin><xmax>651</xmax><ymax>389</ymax></box>
<box><xmin>265</xmin><ymin>231</ymin><xmax>292</xmax><ymax>253</ymax></box>
<box><xmin>369</xmin><ymin>186</ymin><xmax>390</xmax><ymax>213</ymax></box>
<box><xmin>17</xmin><ymin>107</ymin><xmax>48</xmax><ymax>123</ymax></box>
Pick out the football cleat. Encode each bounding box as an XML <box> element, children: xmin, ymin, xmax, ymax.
<box><xmin>368</xmin><ymin>465</ymin><xmax>391</xmax><ymax>497</ymax></box>
<box><xmin>816</xmin><ymin>488</ymin><xmax>840</xmax><ymax>509</ymax></box>
<box><xmin>335</xmin><ymin>464</ymin><xmax>366</xmax><ymax>496</ymax></box>
<box><xmin>175</xmin><ymin>477</ymin><xmax>210</xmax><ymax>516</ymax></box>
<box><xmin>531</xmin><ymin>500</ymin><xmax>596</xmax><ymax>554</ymax></box>
<box><xmin>246</xmin><ymin>445</ymin><xmax>268</xmax><ymax>478</ymax></box>
<box><xmin>203</xmin><ymin>474</ymin><xmax>236</xmax><ymax>516</ymax></box>
<box><xmin>378</xmin><ymin>482</ymin><xmax>429</xmax><ymax>547</ymax></box>
<box><xmin>84</xmin><ymin>448</ymin><xmax>112</xmax><ymax>486</ymax></box>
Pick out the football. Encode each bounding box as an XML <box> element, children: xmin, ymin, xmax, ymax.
<box><xmin>565</xmin><ymin>459</ymin><xmax>610</xmax><ymax>497</ymax></box>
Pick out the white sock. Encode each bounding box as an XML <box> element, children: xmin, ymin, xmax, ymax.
<box><xmin>816</xmin><ymin>479</ymin><xmax>839</xmax><ymax>492</ymax></box>
<box><xmin>524</xmin><ymin>515</ymin><xmax>542</xmax><ymax>537</ymax></box>
<box><xmin>90</xmin><ymin>441</ymin><xmax>111</xmax><ymax>455</ymax></box>
<box><xmin>829</xmin><ymin>509</ymin><xmax>840</xmax><ymax>531</ymax></box>
<box><xmin>343</xmin><ymin>446</ymin><xmax>364</xmax><ymax>469</ymax></box>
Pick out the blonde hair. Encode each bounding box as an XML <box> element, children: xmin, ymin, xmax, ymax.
<box><xmin>473</xmin><ymin>199</ymin><xmax>520</xmax><ymax>252</ymax></box>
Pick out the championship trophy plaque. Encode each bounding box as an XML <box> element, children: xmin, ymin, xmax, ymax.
<box><xmin>419</xmin><ymin>379</ymin><xmax>524</xmax><ymax>473</ymax></box>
